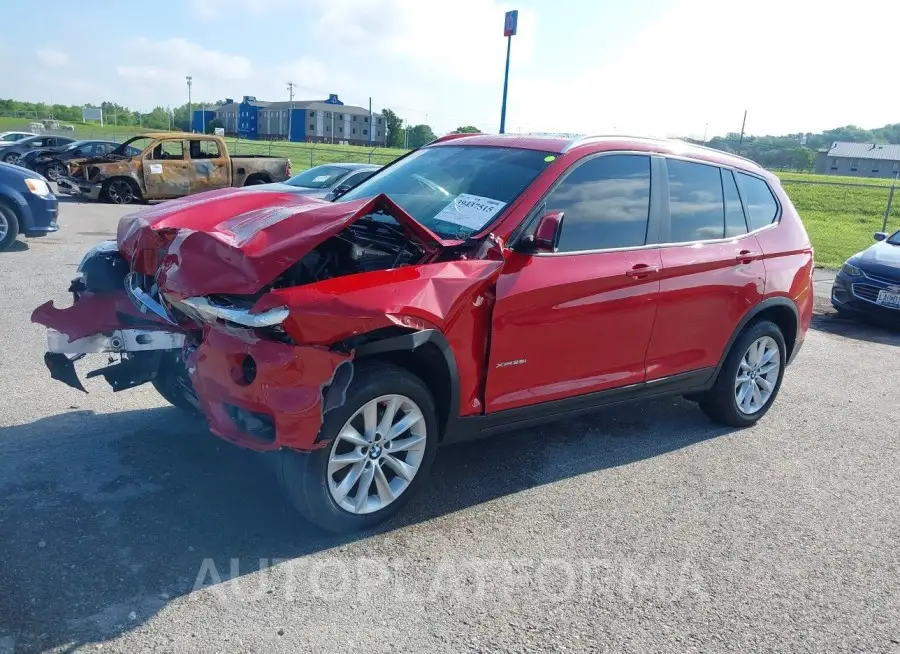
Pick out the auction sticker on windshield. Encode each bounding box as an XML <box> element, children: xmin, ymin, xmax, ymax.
<box><xmin>433</xmin><ymin>194</ymin><xmax>506</xmax><ymax>231</ymax></box>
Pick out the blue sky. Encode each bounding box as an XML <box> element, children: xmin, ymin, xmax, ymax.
<box><xmin>3</xmin><ymin>0</ymin><xmax>899</xmax><ymax>138</ymax></box>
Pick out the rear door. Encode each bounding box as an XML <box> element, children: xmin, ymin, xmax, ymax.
<box><xmin>188</xmin><ymin>138</ymin><xmax>229</xmax><ymax>194</ymax></box>
<box><xmin>644</xmin><ymin>159</ymin><xmax>765</xmax><ymax>380</ymax></box>
<box><xmin>485</xmin><ymin>153</ymin><xmax>663</xmax><ymax>413</ymax></box>
<box><xmin>142</xmin><ymin>139</ymin><xmax>190</xmax><ymax>199</ymax></box>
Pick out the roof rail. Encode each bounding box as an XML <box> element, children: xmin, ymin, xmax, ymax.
<box><xmin>562</xmin><ymin>134</ymin><xmax>759</xmax><ymax>166</ymax></box>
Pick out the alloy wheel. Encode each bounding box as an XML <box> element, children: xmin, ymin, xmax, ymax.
<box><xmin>734</xmin><ymin>335</ymin><xmax>781</xmax><ymax>415</ymax></box>
<box><xmin>0</xmin><ymin>211</ymin><xmax>8</xmax><ymax>242</ymax></box>
<box><xmin>327</xmin><ymin>394</ymin><xmax>427</xmax><ymax>515</ymax></box>
<box><xmin>108</xmin><ymin>180</ymin><xmax>135</xmax><ymax>204</ymax></box>
<box><xmin>4</xmin><ymin>153</ymin><xmax>19</xmax><ymax>164</ymax></box>
<box><xmin>47</xmin><ymin>164</ymin><xmax>65</xmax><ymax>181</ymax></box>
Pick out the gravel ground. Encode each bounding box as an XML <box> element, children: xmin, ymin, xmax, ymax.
<box><xmin>0</xmin><ymin>198</ymin><xmax>898</xmax><ymax>653</ymax></box>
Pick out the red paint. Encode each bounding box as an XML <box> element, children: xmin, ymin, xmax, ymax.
<box><xmin>31</xmin><ymin>290</ymin><xmax>175</xmax><ymax>340</ymax></box>
<box><xmin>35</xmin><ymin>135</ymin><xmax>814</xmax><ymax>453</ymax></box>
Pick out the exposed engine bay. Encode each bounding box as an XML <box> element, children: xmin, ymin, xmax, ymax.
<box><xmin>267</xmin><ymin>214</ymin><xmax>429</xmax><ymax>291</ymax></box>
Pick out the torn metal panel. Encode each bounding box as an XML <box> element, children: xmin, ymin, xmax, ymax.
<box><xmin>31</xmin><ymin>290</ymin><xmax>179</xmax><ymax>342</ymax></box>
<box><xmin>185</xmin><ymin>328</ymin><xmax>352</xmax><ymax>452</ymax></box>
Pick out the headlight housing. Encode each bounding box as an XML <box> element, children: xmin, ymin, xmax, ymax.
<box><xmin>841</xmin><ymin>261</ymin><xmax>864</xmax><ymax>277</ymax></box>
<box><xmin>24</xmin><ymin>178</ymin><xmax>51</xmax><ymax>197</ymax></box>
<box><xmin>172</xmin><ymin>296</ymin><xmax>290</xmax><ymax>328</ymax></box>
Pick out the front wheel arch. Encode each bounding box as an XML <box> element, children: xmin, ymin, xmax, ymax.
<box><xmin>102</xmin><ymin>177</ymin><xmax>142</xmax><ymax>204</ymax></box>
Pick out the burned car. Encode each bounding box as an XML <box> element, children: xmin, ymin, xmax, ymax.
<box><xmin>32</xmin><ymin>134</ymin><xmax>814</xmax><ymax>533</ymax></box>
<box><xmin>57</xmin><ymin>133</ymin><xmax>291</xmax><ymax>204</ymax></box>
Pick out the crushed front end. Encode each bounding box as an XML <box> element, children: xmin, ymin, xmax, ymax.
<box><xmin>33</xmin><ymin>189</ymin><xmax>503</xmax><ymax>452</ymax></box>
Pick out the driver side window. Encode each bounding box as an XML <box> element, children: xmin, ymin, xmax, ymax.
<box><xmin>547</xmin><ymin>154</ymin><xmax>652</xmax><ymax>252</ymax></box>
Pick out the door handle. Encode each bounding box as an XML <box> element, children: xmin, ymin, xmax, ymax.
<box><xmin>735</xmin><ymin>250</ymin><xmax>760</xmax><ymax>264</ymax></box>
<box><xmin>625</xmin><ymin>263</ymin><xmax>660</xmax><ymax>279</ymax></box>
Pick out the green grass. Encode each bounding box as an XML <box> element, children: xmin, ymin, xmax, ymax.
<box><xmin>775</xmin><ymin>170</ymin><xmax>898</xmax><ymax>187</ymax></box>
<box><xmin>781</xmin><ymin>179</ymin><xmax>897</xmax><ymax>268</ymax></box>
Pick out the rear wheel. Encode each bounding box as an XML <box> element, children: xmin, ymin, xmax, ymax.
<box><xmin>699</xmin><ymin>320</ymin><xmax>786</xmax><ymax>427</ymax></box>
<box><xmin>0</xmin><ymin>203</ymin><xmax>20</xmax><ymax>251</ymax></box>
<box><xmin>2</xmin><ymin>152</ymin><xmax>19</xmax><ymax>164</ymax></box>
<box><xmin>278</xmin><ymin>362</ymin><xmax>438</xmax><ymax>533</ymax></box>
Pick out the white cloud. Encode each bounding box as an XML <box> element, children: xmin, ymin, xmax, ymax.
<box><xmin>36</xmin><ymin>49</ymin><xmax>69</xmax><ymax>68</ymax></box>
<box><xmin>188</xmin><ymin>0</ymin><xmax>290</xmax><ymax>19</ymax></box>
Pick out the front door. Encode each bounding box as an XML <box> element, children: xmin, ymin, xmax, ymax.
<box><xmin>645</xmin><ymin>160</ymin><xmax>766</xmax><ymax>380</ymax></box>
<box><xmin>188</xmin><ymin>138</ymin><xmax>229</xmax><ymax>194</ymax></box>
<box><xmin>141</xmin><ymin>139</ymin><xmax>190</xmax><ymax>199</ymax></box>
<box><xmin>485</xmin><ymin>153</ymin><xmax>663</xmax><ymax>413</ymax></box>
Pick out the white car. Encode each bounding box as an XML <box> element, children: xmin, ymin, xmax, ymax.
<box><xmin>0</xmin><ymin>131</ymin><xmax>38</xmax><ymax>146</ymax></box>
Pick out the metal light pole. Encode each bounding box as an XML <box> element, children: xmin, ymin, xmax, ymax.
<box><xmin>737</xmin><ymin>109</ymin><xmax>747</xmax><ymax>155</ymax></box>
<box><xmin>185</xmin><ymin>76</ymin><xmax>193</xmax><ymax>132</ymax></box>
<box><xmin>883</xmin><ymin>171</ymin><xmax>898</xmax><ymax>232</ymax></box>
<box><xmin>286</xmin><ymin>81</ymin><xmax>295</xmax><ymax>141</ymax></box>
<box><xmin>499</xmin><ymin>10</ymin><xmax>518</xmax><ymax>134</ymax></box>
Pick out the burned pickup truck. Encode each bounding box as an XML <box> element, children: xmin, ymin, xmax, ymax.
<box><xmin>57</xmin><ymin>133</ymin><xmax>291</xmax><ymax>204</ymax></box>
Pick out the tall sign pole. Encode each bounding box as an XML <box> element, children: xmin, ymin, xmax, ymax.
<box><xmin>499</xmin><ymin>9</ymin><xmax>518</xmax><ymax>134</ymax></box>
<box><xmin>186</xmin><ymin>76</ymin><xmax>193</xmax><ymax>132</ymax></box>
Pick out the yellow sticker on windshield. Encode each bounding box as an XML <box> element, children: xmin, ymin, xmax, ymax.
<box><xmin>544</xmin><ymin>155</ymin><xmax>556</xmax><ymax>162</ymax></box>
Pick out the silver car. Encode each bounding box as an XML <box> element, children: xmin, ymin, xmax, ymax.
<box><xmin>263</xmin><ymin>163</ymin><xmax>381</xmax><ymax>200</ymax></box>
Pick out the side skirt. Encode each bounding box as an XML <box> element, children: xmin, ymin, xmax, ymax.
<box><xmin>443</xmin><ymin>368</ymin><xmax>715</xmax><ymax>445</ymax></box>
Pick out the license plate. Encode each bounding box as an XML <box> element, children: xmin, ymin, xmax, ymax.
<box><xmin>876</xmin><ymin>290</ymin><xmax>900</xmax><ymax>309</ymax></box>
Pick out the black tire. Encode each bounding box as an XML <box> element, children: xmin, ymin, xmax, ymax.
<box><xmin>699</xmin><ymin>320</ymin><xmax>786</xmax><ymax>428</ymax></box>
<box><xmin>0</xmin><ymin>203</ymin><xmax>20</xmax><ymax>251</ymax></box>
<box><xmin>151</xmin><ymin>353</ymin><xmax>200</xmax><ymax>414</ymax></box>
<box><xmin>278</xmin><ymin>362</ymin><xmax>439</xmax><ymax>534</ymax></box>
<box><xmin>243</xmin><ymin>174</ymin><xmax>269</xmax><ymax>186</ymax></box>
<box><xmin>103</xmin><ymin>178</ymin><xmax>140</xmax><ymax>205</ymax></box>
<box><xmin>2</xmin><ymin>152</ymin><xmax>19</xmax><ymax>164</ymax></box>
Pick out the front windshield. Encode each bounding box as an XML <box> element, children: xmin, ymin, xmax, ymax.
<box><xmin>888</xmin><ymin>230</ymin><xmax>900</xmax><ymax>245</ymax></box>
<box><xmin>113</xmin><ymin>136</ymin><xmax>152</xmax><ymax>156</ymax></box>
<box><xmin>285</xmin><ymin>165</ymin><xmax>350</xmax><ymax>189</ymax></box>
<box><xmin>338</xmin><ymin>145</ymin><xmax>554</xmax><ymax>239</ymax></box>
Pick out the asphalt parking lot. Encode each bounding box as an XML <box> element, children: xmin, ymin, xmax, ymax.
<box><xmin>1</xmin><ymin>197</ymin><xmax>899</xmax><ymax>653</ymax></box>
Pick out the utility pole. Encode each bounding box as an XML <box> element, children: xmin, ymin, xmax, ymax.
<box><xmin>368</xmin><ymin>97</ymin><xmax>373</xmax><ymax>146</ymax></box>
<box><xmin>883</xmin><ymin>171</ymin><xmax>898</xmax><ymax>232</ymax></box>
<box><xmin>331</xmin><ymin>111</ymin><xmax>335</xmax><ymax>144</ymax></box>
<box><xmin>286</xmin><ymin>81</ymin><xmax>295</xmax><ymax>142</ymax></box>
<box><xmin>703</xmin><ymin>122</ymin><xmax>709</xmax><ymax>142</ymax></box>
<box><xmin>499</xmin><ymin>10</ymin><xmax>518</xmax><ymax>134</ymax></box>
<box><xmin>186</xmin><ymin>76</ymin><xmax>193</xmax><ymax>132</ymax></box>
<box><xmin>737</xmin><ymin>109</ymin><xmax>747</xmax><ymax>155</ymax></box>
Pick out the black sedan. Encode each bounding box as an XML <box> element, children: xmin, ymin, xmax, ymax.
<box><xmin>831</xmin><ymin>229</ymin><xmax>900</xmax><ymax>322</ymax></box>
<box><xmin>262</xmin><ymin>163</ymin><xmax>381</xmax><ymax>200</ymax></box>
<box><xmin>0</xmin><ymin>135</ymin><xmax>77</xmax><ymax>165</ymax></box>
<box><xmin>19</xmin><ymin>140</ymin><xmax>139</xmax><ymax>181</ymax></box>
<box><xmin>0</xmin><ymin>162</ymin><xmax>59</xmax><ymax>251</ymax></box>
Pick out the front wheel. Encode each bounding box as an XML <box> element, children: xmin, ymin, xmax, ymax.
<box><xmin>278</xmin><ymin>362</ymin><xmax>438</xmax><ymax>533</ymax></box>
<box><xmin>3</xmin><ymin>152</ymin><xmax>19</xmax><ymax>164</ymax></box>
<box><xmin>104</xmin><ymin>179</ymin><xmax>140</xmax><ymax>204</ymax></box>
<box><xmin>699</xmin><ymin>320</ymin><xmax>786</xmax><ymax>427</ymax></box>
<box><xmin>45</xmin><ymin>163</ymin><xmax>66</xmax><ymax>181</ymax></box>
<box><xmin>151</xmin><ymin>353</ymin><xmax>200</xmax><ymax>414</ymax></box>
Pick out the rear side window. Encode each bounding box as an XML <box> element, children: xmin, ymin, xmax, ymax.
<box><xmin>666</xmin><ymin>159</ymin><xmax>724</xmax><ymax>242</ymax></box>
<box><xmin>722</xmin><ymin>169</ymin><xmax>748</xmax><ymax>236</ymax></box>
<box><xmin>736</xmin><ymin>172</ymin><xmax>779</xmax><ymax>230</ymax></box>
<box><xmin>548</xmin><ymin>154</ymin><xmax>651</xmax><ymax>252</ymax></box>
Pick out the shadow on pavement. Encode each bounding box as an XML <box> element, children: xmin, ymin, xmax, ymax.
<box><xmin>810</xmin><ymin>309</ymin><xmax>900</xmax><ymax>347</ymax></box>
<box><xmin>0</xmin><ymin>398</ymin><xmax>732</xmax><ymax>651</ymax></box>
<box><xmin>0</xmin><ymin>240</ymin><xmax>29</xmax><ymax>254</ymax></box>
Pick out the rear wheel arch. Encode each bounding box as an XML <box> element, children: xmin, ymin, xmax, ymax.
<box><xmin>716</xmin><ymin>298</ymin><xmax>799</xmax><ymax>375</ymax></box>
<box><xmin>244</xmin><ymin>173</ymin><xmax>271</xmax><ymax>186</ymax></box>
<box><xmin>341</xmin><ymin>328</ymin><xmax>460</xmax><ymax>441</ymax></box>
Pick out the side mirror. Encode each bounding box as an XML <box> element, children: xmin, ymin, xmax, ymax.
<box><xmin>330</xmin><ymin>184</ymin><xmax>351</xmax><ymax>200</ymax></box>
<box><xmin>531</xmin><ymin>211</ymin><xmax>565</xmax><ymax>253</ymax></box>
<box><xmin>874</xmin><ymin>232</ymin><xmax>888</xmax><ymax>242</ymax></box>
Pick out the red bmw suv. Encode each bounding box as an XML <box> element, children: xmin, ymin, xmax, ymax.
<box><xmin>33</xmin><ymin>134</ymin><xmax>814</xmax><ymax>532</ymax></box>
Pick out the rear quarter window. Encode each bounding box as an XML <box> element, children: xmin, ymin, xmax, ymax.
<box><xmin>736</xmin><ymin>172</ymin><xmax>779</xmax><ymax>231</ymax></box>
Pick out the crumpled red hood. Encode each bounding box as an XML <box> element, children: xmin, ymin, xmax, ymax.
<box><xmin>116</xmin><ymin>186</ymin><xmax>459</xmax><ymax>298</ymax></box>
